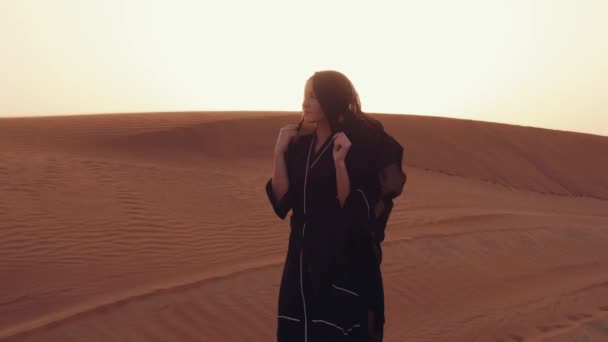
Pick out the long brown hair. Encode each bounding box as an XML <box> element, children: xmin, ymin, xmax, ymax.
<box><xmin>296</xmin><ymin>70</ymin><xmax>383</xmax><ymax>139</ymax></box>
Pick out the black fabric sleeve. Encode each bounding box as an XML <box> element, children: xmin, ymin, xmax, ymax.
<box><xmin>265</xmin><ymin>142</ymin><xmax>295</xmax><ymax>220</ymax></box>
<box><xmin>265</xmin><ymin>178</ymin><xmax>292</xmax><ymax>220</ymax></box>
<box><xmin>339</xmin><ymin>129</ymin><xmax>406</xmax><ymax>244</ymax></box>
<box><xmin>339</xmin><ymin>175</ymin><xmax>382</xmax><ymax>226</ymax></box>
<box><xmin>371</xmin><ymin>132</ymin><xmax>406</xmax><ymax>244</ymax></box>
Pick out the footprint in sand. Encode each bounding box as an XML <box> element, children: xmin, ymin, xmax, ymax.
<box><xmin>566</xmin><ymin>312</ymin><xmax>594</xmax><ymax>321</ymax></box>
<box><xmin>493</xmin><ymin>333</ymin><xmax>525</xmax><ymax>342</ymax></box>
<box><xmin>507</xmin><ymin>333</ymin><xmax>524</xmax><ymax>341</ymax></box>
<box><xmin>536</xmin><ymin>323</ymin><xmax>570</xmax><ymax>333</ymax></box>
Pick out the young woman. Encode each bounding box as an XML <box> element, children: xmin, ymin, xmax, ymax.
<box><xmin>266</xmin><ymin>70</ymin><xmax>406</xmax><ymax>342</ymax></box>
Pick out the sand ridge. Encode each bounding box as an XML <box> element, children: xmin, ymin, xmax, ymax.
<box><xmin>1</xmin><ymin>111</ymin><xmax>607</xmax><ymax>341</ymax></box>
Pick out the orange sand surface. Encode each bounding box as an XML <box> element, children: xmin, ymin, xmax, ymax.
<box><xmin>1</xmin><ymin>112</ymin><xmax>607</xmax><ymax>341</ymax></box>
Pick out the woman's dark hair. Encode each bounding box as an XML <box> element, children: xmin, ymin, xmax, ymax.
<box><xmin>296</xmin><ymin>70</ymin><xmax>383</xmax><ymax>138</ymax></box>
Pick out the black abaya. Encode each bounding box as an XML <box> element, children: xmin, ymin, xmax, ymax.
<box><xmin>266</xmin><ymin>126</ymin><xmax>405</xmax><ymax>342</ymax></box>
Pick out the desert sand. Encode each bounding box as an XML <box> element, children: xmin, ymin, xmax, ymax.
<box><xmin>1</xmin><ymin>111</ymin><xmax>607</xmax><ymax>341</ymax></box>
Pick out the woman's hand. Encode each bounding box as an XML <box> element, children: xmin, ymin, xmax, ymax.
<box><xmin>332</xmin><ymin>132</ymin><xmax>352</xmax><ymax>163</ymax></box>
<box><xmin>274</xmin><ymin>124</ymin><xmax>298</xmax><ymax>156</ymax></box>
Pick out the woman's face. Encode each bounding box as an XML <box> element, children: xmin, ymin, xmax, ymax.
<box><xmin>302</xmin><ymin>78</ymin><xmax>326</xmax><ymax>124</ymax></box>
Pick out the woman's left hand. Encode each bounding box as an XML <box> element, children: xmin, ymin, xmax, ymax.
<box><xmin>333</xmin><ymin>132</ymin><xmax>352</xmax><ymax>162</ymax></box>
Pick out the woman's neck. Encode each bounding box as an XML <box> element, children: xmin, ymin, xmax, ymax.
<box><xmin>315</xmin><ymin>120</ymin><xmax>332</xmax><ymax>143</ymax></box>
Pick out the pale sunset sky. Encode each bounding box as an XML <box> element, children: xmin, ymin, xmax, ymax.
<box><xmin>1</xmin><ymin>0</ymin><xmax>606</xmax><ymax>136</ymax></box>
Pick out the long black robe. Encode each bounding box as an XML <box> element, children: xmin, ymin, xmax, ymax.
<box><xmin>265</xmin><ymin>127</ymin><xmax>406</xmax><ymax>342</ymax></box>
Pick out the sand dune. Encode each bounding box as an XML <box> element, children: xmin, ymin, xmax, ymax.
<box><xmin>1</xmin><ymin>112</ymin><xmax>607</xmax><ymax>341</ymax></box>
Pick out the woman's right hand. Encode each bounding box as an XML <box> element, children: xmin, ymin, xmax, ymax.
<box><xmin>274</xmin><ymin>124</ymin><xmax>298</xmax><ymax>156</ymax></box>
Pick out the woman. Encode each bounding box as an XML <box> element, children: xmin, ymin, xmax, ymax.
<box><xmin>265</xmin><ymin>70</ymin><xmax>406</xmax><ymax>342</ymax></box>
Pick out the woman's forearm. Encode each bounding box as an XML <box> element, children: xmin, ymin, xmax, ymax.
<box><xmin>271</xmin><ymin>152</ymin><xmax>289</xmax><ymax>200</ymax></box>
<box><xmin>335</xmin><ymin>160</ymin><xmax>351</xmax><ymax>207</ymax></box>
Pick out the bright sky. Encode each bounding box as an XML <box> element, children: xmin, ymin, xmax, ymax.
<box><xmin>1</xmin><ymin>0</ymin><xmax>606</xmax><ymax>136</ymax></box>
